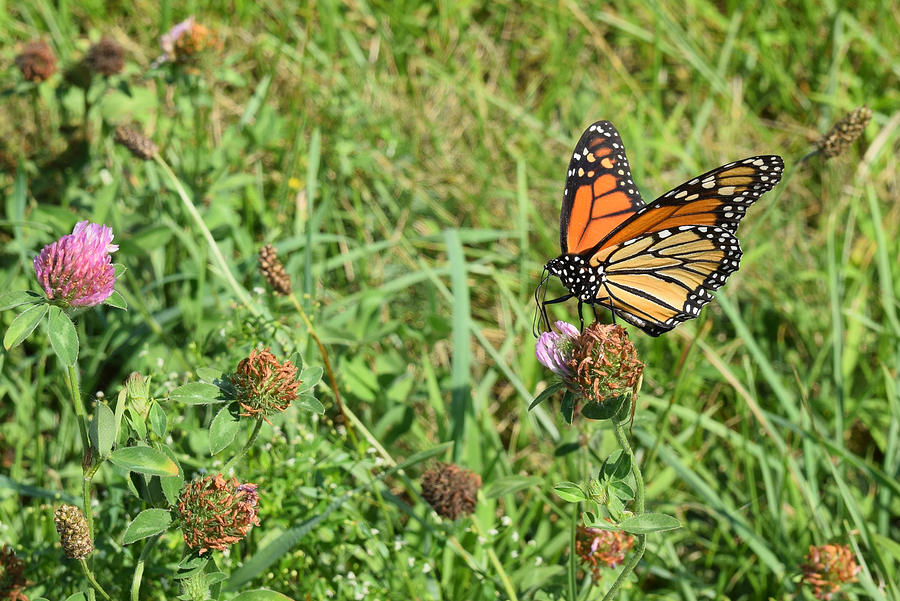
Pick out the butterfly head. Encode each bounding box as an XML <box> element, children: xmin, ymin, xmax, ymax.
<box><xmin>546</xmin><ymin>255</ymin><xmax>604</xmax><ymax>304</ymax></box>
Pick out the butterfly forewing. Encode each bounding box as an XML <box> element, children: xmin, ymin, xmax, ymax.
<box><xmin>593</xmin><ymin>226</ymin><xmax>742</xmax><ymax>336</ymax></box>
<box><xmin>560</xmin><ymin>121</ymin><xmax>645</xmax><ymax>254</ymax></box>
<box><xmin>593</xmin><ymin>156</ymin><xmax>783</xmax><ymax>252</ymax></box>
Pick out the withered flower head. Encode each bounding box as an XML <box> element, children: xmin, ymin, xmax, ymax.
<box><xmin>800</xmin><ymin>543</ymin><xmax>860</xmax><ymax>600</ymax></box>
<box><xmin>230</xmin><ymin>348</ymin><xmax>300</xmax><ymax>422</ymax></box>
<box><xmin>815</xmin><ymin>106</ymin><xmax>872</xmax><ymax>159</ymax></box>
<box><xmin>15</xmin><ymin>40</ymin><xmax>56</xmax><ymax>82</ymax></box>
<box><xmin>54</xmin><ymin>505</ymin><xmax>93</xmax><ymax>559</ymax></box>
<box><xmin>114</xmin><ymin>125</ymin><xmax>158</xmax><ymax>160</ymax></box>
<box><xmin>177</xmin><ymin>474</ymin><xmax>260</xmax><ymax>555</ymax></box>
<box><xmin>575</xmin><ymin>525</ymin><xmax>635</xmax><ymax>581</ymax></box>
<box><xmin>159</xmin><ymin>16</ymin><xmax>221</xmax><ymax>65</ymax></box>
<box><xmin>258</xmin><ymin>244</ymin><xmax>292</xmax><ymax>296</ymax></box>
<box><xmin>568</xmin><ymin>323</ymin><xmax>642</xmax><ymax>407</ymax></box>
<box><xmin>85</xmin><ymin>37</ymin><xmax>124</xmax><ymax>76</ymax></box>
<box><xmin>0</xmin><ymin>545</ymin><xmax>27</xmax><ymax>601</ymax></box>
<box><xmin>420</xmin><ymin>463</ymin><xmax>481</xmax><ymax>520</ymax></box>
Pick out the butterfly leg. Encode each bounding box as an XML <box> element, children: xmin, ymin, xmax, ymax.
<box><xmin>577</xmin><ymin>300</ymin><xmax>585</xmax><ymax>332</ymax></box>
<box><xmin>540</xmin><ymin>293</ymin><xmax>575</xmax><ymax>333</ymax></box>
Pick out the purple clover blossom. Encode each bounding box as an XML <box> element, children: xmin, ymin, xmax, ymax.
<box><xmin>536</xmin><ymin>320</ymin><xmax>579</xmax><ymax>376</ymax></box>
<box><xmin>33</xmin><ymin>221</ymin><xmax>118</xmax><ymax>307</ymax></box>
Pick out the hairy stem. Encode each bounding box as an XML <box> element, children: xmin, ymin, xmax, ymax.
<box><xmin>64</xmin><ymin>364</ymin><xmax>89</xmax><ymax>453</ymax></box>
<box><xmin>80</xmin><ymin>557</ymin><xmax>112</xmax><ymax>601</ymax></box>
<box><xmin>131</xmin><ymin>534</ymin><xmax>160</xmax><ymax>601</ymax></box>
<box><xmin>223</xmin><ymin>418</ymin><xmax>263</xmax><ymax>472</ymax></box>
<box><xmin>601</xmin><ymin>399</ymin><xmax>646</xmax><ymax>601</ymax></box>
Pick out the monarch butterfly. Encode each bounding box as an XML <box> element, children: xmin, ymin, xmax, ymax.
<box><xmin>536</xmin><ymin>120</ymin><xmax>783</xmax><ymax>336</ymax></box>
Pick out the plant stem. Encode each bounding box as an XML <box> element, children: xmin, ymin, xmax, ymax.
<box><xmin>470</xmin><ymin>520</ymin><xmax>519</xmax><ymax>601</ymax></box>
<box><xmin>63</xmin><ymin>364</ymin><xmax>90</xmax><ymax>452</ymax></box>
<box><xmin>153</xmin><ymin>155</ymin><xmax>256</xmax><ymax>312</ymax></box>
<box><xmin>82</xmin><ymin>461</ymin><xmax>101</xmax><ymax>538</ymax></box>
<box><xmin>601</xmin><ymin>400</ymin><xmax>646</xmax><ymax>601</ymax></box>
<box><xmin>223</xmin><ymin>419</ymin><xmax>263</xmax><ymax>472</ymax></box>
<box><xmin>80</xmin><ymin>557</ymin><xmax>112</xmax><ymax>601</ymax></box>
<box><xmin>131</xmin><ymin>534</ymin><xmax>160</xmax><ymax>601</ymax></box>
<box><xmin>287</xmin><ymin>292</ymin><xmax>355</xmax><ymax>443</ymax></box>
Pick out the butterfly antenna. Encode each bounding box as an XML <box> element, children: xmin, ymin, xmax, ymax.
<box><xmin>533</xmin><ymin>268</ymin><xmax>550</xmax><ymax>337</ymax></box>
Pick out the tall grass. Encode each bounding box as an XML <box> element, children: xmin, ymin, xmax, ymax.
<box><xmin>1</xmin><ymin>1</ymin><xmax>898</xmax><ymax>599</ymax></box>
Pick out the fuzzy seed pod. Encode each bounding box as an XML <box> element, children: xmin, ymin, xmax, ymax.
<box><xmin>420</xmin><ymin>463</ymin><xmax>481</xmax><ymax>520</ymax></box>
<box><xmin>54</xmin><ymin>505</ymin><xmax>93</xmax><ymax>559</ymax></box>
<box><xmin>258</xmin><ymin>244</ymin><xmax>292</xmax><ymax>296</ymax></box>
<box><xmin>114</xmin><ymin>125</ymin><xmax>158</xmax><ymax>160</ymax></box>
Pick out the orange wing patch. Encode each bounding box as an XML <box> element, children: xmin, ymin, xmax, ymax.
<box><xmin>559</xmin><ymin>121</ymin><xmax>646</xmax><ymax>254</ymax></box>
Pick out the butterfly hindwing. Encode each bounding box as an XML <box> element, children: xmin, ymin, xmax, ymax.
<box><xmin>591</xmin><ymin>226</ymin><xmax>742</xmax><ymax>336</ymax></box>
<box><xmin>560</xmin><ymin>121</ymin><xmax>645</xmax><ymax>255</ymax></box>
<box><xmin>593</xmin><ymin>155</ymin><xmax>783</xmax><ymax>251</ymax></box>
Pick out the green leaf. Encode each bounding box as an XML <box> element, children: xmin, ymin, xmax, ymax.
<box><xmin>581</xmin><ymin>395</ymin><xmax>627</xmax><ymax>420</ymax></box>
<box><xmin>582</xmin><ymin>513</ymin><xmax>618</xmax><ymax>530</ymax></box>
<box><xmin>209</xmin><ymin>403</ymin><xmax>241</xmax><ymax>455</ymax></box>
<box><xmin>122</xmin><ymin>508</ymin><xmax>172</xmax><ymax>544</ymax></box>
<box><xmin>3</xmin><ymin>303</ymin><xmax>48</xmax><ymax>350</ymax></box>
<box><xmin>297</xmin><ymin>366</ymin><xmax>323</xmax><ymax>393</ymax></box>
<box><xmin>108</xmin><ymin>446</ymin><xmax>179</xmax><ymax>476</ymax></box>
<box><xmin>90</xmin><ymin>402</ymin><xmax>117</xmax><ymax>457</ymax></box>
<box><xmin>197</xmin><ymin>367</ymin><xmax>226</xmax><ymax>384</ymax></box>
<box><xmin>530</xmin><ymin>381</ymin><xmax>565</xmax><ymax>410</ymax></box>
<box><xmin>148</xmin><ymin>402</ymin><xmax>167</xmax><ymax>437</ymax></box>
<box><xmin>483</xmin><ymin>475</ymin><xmax>542</xmax><ymax>499</ymax></box>
<box><xmin>113</xmin><ymin>263</ymin><xmax>128</xmax><ymax>278</ymax></box>
<box><xmin>0</xmin><ymin>290</ymin><xmax>43</xmax><ymax>310</ymax></box>
<box><xmin>157</xmin><ymin>443</ymin><xmax>184</xmax><ymax>506</ymax></box>
<box><xmin>170</xmin><ymin>382</ymin><xmax>224</xmax><ymax>405</ymax></box>
<box><xmin>231</xmin><ymin>591</ymin><xmax>295</xmax><ymax>601</ymax></box>
<box><xmin>608</xmin><ymin>450</ymin><xmax>631</xmax><ymax>479</ymax></box>
<box><xmin>104</xmin><ymin>290</ymin><xmax>127</xmax><ymax>310</ymax></box>
<box><xmin>47</xmin><ymin>306</ymin><xmax>79</xmax><ymax>366</ymax></box>
<box><xmin>610</xmin><ymin>480</ymin><xmax>635</xmax><ymax>501</ymax></box>
<box><xmin>553</xmin><ymin>482</ymin><xmax>588</xmax><ymax>503</ymax></box>
<box><xmin>64</xmin><ymin>594</ymin><xmax>87</xmax><ymax>601</ymax></box>
<box><xmin>126</xmin><ymin>407</ymin><xmax>147</xmax><ymax>439</ymax></box>
<box><xmin>296</xmin><ymin>394</ymin><xmax>324</xmax><ymax>414</ymax></box>
<box><xmin>618</xmin><ymin>512</ymin><xmax>681</xmax><ymax>534</ymax></box>
<box><xmin>560</xmin><ymin>390</ymin><xmax>575</xmax><ymax>424</ymax></box>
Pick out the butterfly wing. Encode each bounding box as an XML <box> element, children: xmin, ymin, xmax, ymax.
<box><xmin>589</xmin><ymin>226</ymin><xmax>742</xmax><ymax>336</ymax></box>
<box><xmin>593</xmin><ymin>156</ymin><xmax>784</xmax><ymax>251</ymax></box>
<box><xmin>560</xmin><ymin>121</ymin><xmax>645</xmax><ymax>255</ymax></box>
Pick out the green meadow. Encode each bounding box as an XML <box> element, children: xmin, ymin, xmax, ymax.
<box><xmin>1</xmin><ymin>1</ymin><xmax>898</xmax><ymax>600</ymax></box>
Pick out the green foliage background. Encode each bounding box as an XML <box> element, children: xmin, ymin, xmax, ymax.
<box><xmin>1</xmin><ymin>1</ymin><xmax>898</xmax><ymax>599</ymax></box>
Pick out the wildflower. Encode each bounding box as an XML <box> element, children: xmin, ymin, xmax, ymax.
<box><xmin>0</xmin><ymin>545</ymin><xmax>27</xmax><ymax>601</ymax></box>
<box><xmin>567</xmin><ymin>323</ymin><xmax>642</xmax><ymax>406</ymax></box>
<box><xmin>230</xmin><ymin>348</ymin><xmax>300</xmax><ymax>422</ymax></box>
<box><xmin>84</xmin><ymin>37</ymin><xmax>124</xmax><ymax>76</ymax></box>
<box><xmin>574</xmin><ymin>525</ymin><xmax>635</xmax><ymax>581</ymax></box>
<box><xmin>54</xmin><ymin>505</ymin><xmax>93</xmax><ymax>559</ymax></box>
<box><xmin>800</xmin><ymin>543</ymin><xmax>860</xmax><ymax>600</ymax></box>
<box><xmin>258</xmin><ymin>244</ymin><xmax>292</xmax><ymax>296</ymax></box>
<box><xmin>158</xmin><ymin>16</ymin><xmax>220</xmax><ymax>65</ymax></box>
<box><xmin>535</xmin><ymin>320</ymin><xmax>579</xmax><ymax>376</ymax></box>
<box><xmin>114</xmin><ymin>125</ymin><xmax>158</xmax><ymax>160</ymax></box>
<box><xmin>33</xmin><ymin>221</ymin><xmax>118</xmax><ymax>308</ymax></box>
<box><xmin>420</xmin><ymin>463</ymin><xmax>481</xmax><ymax>520</ymax></box>
<box><xmin>15</xmin><ymin>40</ymin><xmax>56</xmax><ymax>82</ymax></box>
<box><xmin>815</xmin><ymin>106</ymin><xmax>872</xmax><ymax>159</ymax></box>
<box><xmin>177</xmin><ymin>474</ymin><xmax>260</xmax><ymax>554</ymax></box>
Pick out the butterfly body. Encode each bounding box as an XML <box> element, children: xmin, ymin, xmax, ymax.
<box><xmin>538</xmin><ymin>121</ymin><xmax>783</xmax><ymax>336</ymax></box>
